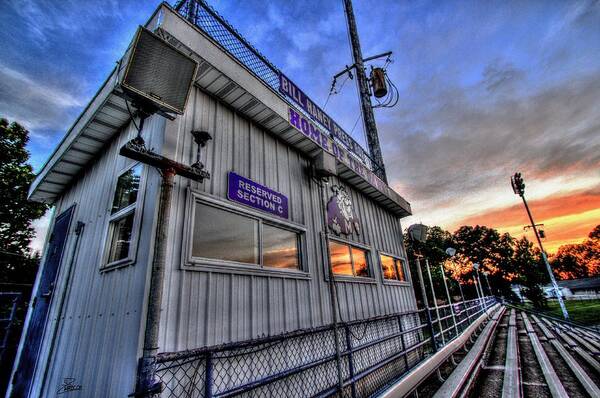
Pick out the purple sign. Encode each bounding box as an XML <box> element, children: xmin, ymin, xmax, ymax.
<box><xmin>279</xmin><ymin>73</ymin><xmax>371</xmax><ymax>166</ymax></box>
<box><xmin>227</xmin><ymin>172</ymin><xmax>289</xmax><ymax>219</ymax></box>
<box><xmin>327</xmin><ymin>186</ymin><xmax>360</xmax><ymax>236</ymax></box>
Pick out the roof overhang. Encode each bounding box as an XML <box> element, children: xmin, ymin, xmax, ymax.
<box><xmin>29</xmin><ymin>3</ymin><xmax>411</xmax><ymax>217</ymax></box>
<box><xmin>27</xmin><ymin>66</ymin><xmax>132</xmax><ymax>203</ymax></box>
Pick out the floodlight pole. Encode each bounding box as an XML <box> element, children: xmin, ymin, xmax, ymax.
<box><xmin>439</xmin><ymin>263</ymin><xmax>459</xmax><ymax>336</ymax></box>
<box><xmin>512</xmin><ymin>173</ymin><xmax>569</xmax><ymax>320</ymax></box>
<box><xmin>414</xmin><ymin>256</ymin><xmax>438</xmax><ymax>352</ymax></box>
<box><xmin>425</xmin><ymin>259</ymin><xmax>445</xmax><ymax>345</ymax></box>
<box><xmin>472</xmin><ymin>275</ymin><xmax>488</xmax><ymax>318</ymax></box>
<box><xmin>475</xmin><ymin>270</ymin><xmax>485</xmax><ymax>301</ymax></box>
<box><xmin>483</xmin><ymin>272</ymin><xmax>493</xmax><ymax>296</ymax></box>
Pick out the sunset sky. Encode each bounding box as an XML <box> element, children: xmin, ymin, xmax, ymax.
<box><xmin>1</xmin><ymin>0</ymin><xmax>599</xmax><ymax>254</ymax></box>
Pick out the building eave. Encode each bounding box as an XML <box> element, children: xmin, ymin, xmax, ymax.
<box><xmin>29</xmin><ymin>2</ymin><xmax>412</xmax><ymax>218</ymax></box>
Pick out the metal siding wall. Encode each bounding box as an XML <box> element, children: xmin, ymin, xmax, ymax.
<box><xmin>159</xmin><ymin>88</ymin><xmax>416</xmax><ymax>353</ymax></box>
<box><xmin>30</xmin><ymin>117</ymin><xmax>164</xmax><ymax>398</ymax></box>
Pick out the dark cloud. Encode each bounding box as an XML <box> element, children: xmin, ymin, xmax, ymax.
<box><xmin>0</xmin><ymin>64</ymin><xmax>84</xmax><ymax>131</ymax></box>
<box><xmin>482</xmin><ymin>60</ymin><xmax>523</xmax><ymax>92</ymax></box>
<box><xmin>382</xmin><ymin>69</ymin><xmax>600</xmax><ymax>206</ymax></box>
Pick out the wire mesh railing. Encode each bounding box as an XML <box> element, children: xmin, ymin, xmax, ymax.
<box><xmin>0</xmin><ymin>292</ymin><xmax>22</xmax><ymax>364</ymax></box>
<box><xmin>175</xmin><ymin>0</ymin><xmax>281</xmax><ymax>92</ymax></box>
<box><xmin>154</xmin><ymin>296</ymin><xmax>496</xmax><ymax>397</ymax></box>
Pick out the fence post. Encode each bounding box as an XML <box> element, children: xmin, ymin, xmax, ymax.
<box><xmin>425</xmin><ymin>310</ymin><xmax>438</xmax><ymax>353</ymax></box>
<box><xmin>396</xmin><ymin>315</ymin><xmax>410</xmax><ymax>371</ymax></box>
<box><xmin>205</xmin><ymin>352</ymin><xmax>213</xmax><ymax>398</ymax></box>
<box><xmin>344</xmin><ymin>325</ymin><xmax>357</xmax><ymax>398</ymax></box>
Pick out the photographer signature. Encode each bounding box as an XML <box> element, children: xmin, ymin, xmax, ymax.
<box><xmin>57</xmin><ymin>378</ymin><xmax>82</xmax><ymax>394</ymax></box>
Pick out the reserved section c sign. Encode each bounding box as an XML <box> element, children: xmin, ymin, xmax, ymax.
<box><xmin>227</xmin><ymin>171</ymin><xmax>289</xmax><ymax>219</ymax></box>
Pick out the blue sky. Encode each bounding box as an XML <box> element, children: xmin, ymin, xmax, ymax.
<box><xmin>2</xmin><ymin>0</ymin><xmax>599</xmax><ymax>251</ymax></box>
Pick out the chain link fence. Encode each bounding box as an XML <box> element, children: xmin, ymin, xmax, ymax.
<box><xmin>0</xmin><ymin>291</ymin><xmax>25</xmax><ymax>395</ymax></box>
<box><xmin>155</xmin><ymin>297</ymin><xmax>496</xmax><ymax>397</ymax></box>
<box><xmin>175</xmin><ymin>0</ymin><xmax>280</xmax><ymax>90</ymax></box>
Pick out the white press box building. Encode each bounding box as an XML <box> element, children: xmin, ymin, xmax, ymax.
<box><xmin>10</xmin><ymin>2</ymin><xmax>416</xmax><ymax>397</ymax></box>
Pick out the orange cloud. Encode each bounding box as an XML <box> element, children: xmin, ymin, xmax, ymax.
<box><xmin>448</xmin><ymin>188</ymin><xmax>600</xmax><ymax>254</ymax></box>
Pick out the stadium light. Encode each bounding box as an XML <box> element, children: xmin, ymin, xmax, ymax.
<box><xmin>511</xmin><ymin>172</ymin><xmax>569</xmax><ymax>320</ymax></box>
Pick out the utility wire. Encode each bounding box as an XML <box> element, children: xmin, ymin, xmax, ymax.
<box><xmin>323</xmin><ymin>73</ymin><xmax>350</xmax><ymax>111</ymax></box>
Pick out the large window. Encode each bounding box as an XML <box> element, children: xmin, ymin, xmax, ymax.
<box><xmin>104</xmin><ymin>164</ymin><xmax>142</xmax><ymax>268</ymax></box>
<box><xmin>329</xmin><ymin>239</ymin><xmax>371</xmax><ymax>278</ymax></box>
<box><xmin>192</xmin><ymin>203</ymin><xmax>259</xmax><ymax>264</ymax></box>
<box><xmin>380</xmin><ymin>254</ymin><xmax>407</xmax><ymax>282</ymax></box>
<box><xmin>191</xmin><ymin>201</ymin><xmax>301</xmax><ymax>270</ymax></box>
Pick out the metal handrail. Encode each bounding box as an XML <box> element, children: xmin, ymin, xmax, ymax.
<box><xmin>155</xmin><ymin>298</ymin><xmax>498</xmax><ymax>397</ymax></box>
<box><xmin>505</xmin><ymin>302</ymin><xmax>600</xmax><ymax>335</ymax></box>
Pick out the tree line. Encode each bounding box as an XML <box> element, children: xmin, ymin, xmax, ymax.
<box><xmin>404</xmin><ymin>224</ymin><xmax>600</xmax><ymax>309</ymax></box>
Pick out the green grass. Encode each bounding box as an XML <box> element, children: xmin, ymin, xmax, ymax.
<box><xmin>517</xmin><ymin>299</ymin><xmax>600</xmax><ymax>326</ymax></box>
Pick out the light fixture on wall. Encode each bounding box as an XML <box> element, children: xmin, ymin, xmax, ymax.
<box><xmin>190</xmin><ymin>130</ymin><xmax>212</xmax><ymax>176</ymax></box>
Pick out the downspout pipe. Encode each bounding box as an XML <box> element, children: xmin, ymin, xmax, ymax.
<box><xmin>135</xmin><ymin>168</ymin><xmax>176</xmax><ymax>397</ymax></box>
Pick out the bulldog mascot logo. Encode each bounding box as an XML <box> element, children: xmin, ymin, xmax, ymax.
<box><xmin>327</xmin><ymin>185</ymin><xmax>360</xmax><ymax>235</ymax></box>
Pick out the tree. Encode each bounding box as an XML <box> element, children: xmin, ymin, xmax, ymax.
<box><xmin>0</xmin><ymin>118</ymin><xmax>48</xmax><ymax>284</ymax></box>
<box><xmin>404</xmin><ymin>226</ymin><xmax>457</xmax><ymax>305</ymax></box>
<box><xmin>590</xmin><ymin>225</ymin><xmax>600</xmax><ymax>241</ymax></box>
<box><xmin>550</xmin><ymin>224</ymin><xmax>600</xmax><ymax>279</ymax></box>
<box><xmin>450</xmin><ymin>225</ymin><xmax>515</xmax><ymax>298</ymax></box>
<box><xmin>512</xmin><ymin>237</ymin><xmax>548</xmax><ymax>308</ymax></box>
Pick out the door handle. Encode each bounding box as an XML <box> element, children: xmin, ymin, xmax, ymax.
<box><xmin>41</xmin><ymin>283</ymin><xmax>55</xmax><ymax>299</ymax></box>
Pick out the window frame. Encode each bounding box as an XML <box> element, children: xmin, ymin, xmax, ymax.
<box><xmin>183</xmin><ymin>190</ymin><xmax>309</xmax><ymax>279</ymax></box>
<box><xmin>325</xmin><ymin>235</ymin><xmax>375</xmax><ymax>284</ymax></box>
<box><xmin>378</xmin><ymin>251</ymin><xmax>411</xmax><ymax>286</ymax></box>
<box><xmin>100</xmin><ymin>162</ymin><xmax>146</xmax><ymax>272</ymax></box>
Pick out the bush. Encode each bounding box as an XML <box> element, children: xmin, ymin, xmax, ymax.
<box><xmin>525</xmin><ymin>285</ymin><xmax>547</xmax><ymax>309</ymax></box>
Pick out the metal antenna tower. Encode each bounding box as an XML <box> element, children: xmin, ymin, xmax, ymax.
<box><xmin>342</xmin><ymin>0</ymin><xmax>387</xmax><ymax>183</ymax></box>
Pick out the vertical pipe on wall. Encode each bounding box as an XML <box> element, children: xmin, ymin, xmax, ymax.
<box><xmin>136</xmin><ymin>168</ymin><xmax>175</xmax><ymax>396</ymax></box>
<box><xmin>318</xmin><ymin>177</ymin><xmax>344</xmax><ymax>392</ymax></box>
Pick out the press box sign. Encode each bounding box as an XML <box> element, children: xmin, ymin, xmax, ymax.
<box><xmin>227</xmin><ymin>172</ymin><xmax>289</xmax><ymax>219</ymax></box>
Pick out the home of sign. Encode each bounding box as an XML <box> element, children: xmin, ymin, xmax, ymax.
<box><xmin>227</xmin><ymin>171</ymin><xmax>289</xmax><ymax>219</ymax></box>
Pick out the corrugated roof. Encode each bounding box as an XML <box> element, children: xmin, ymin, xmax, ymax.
<box><xmin>557</xmin><ymin>277</ymin><xmax>600</xmax><ymax>291</ymax></box>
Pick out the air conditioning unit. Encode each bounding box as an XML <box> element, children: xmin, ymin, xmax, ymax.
<box><xmin>313</xmin><ymin>150</ymin><xmax>337</xmax><ymax>178</ymax></box>
<box><xmin>121</xmin><ymin>27</ymin><xmax>198</xmax><ymax>115</ymax></box>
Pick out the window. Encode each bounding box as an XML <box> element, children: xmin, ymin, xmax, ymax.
<box><xmin>103</xmin><ymin>164</ymin><xmax>142</xmax><ymax>268</ymax></box>
<box><xmin>328</xmin><ymin>239</ymin><xmax>371</xmax><ymax>278</ymax></box>
<box><xmin>380</xmin><ymin>254</ymin><xmax>407</xmax><ymax>282</ymax></box>
<box><xmin>192</xmin><ymin>203</ymin><xmax>258</xmax><ymax>264</ymax></box>
<box><xmin>190</xmin><ymin>201</ymin><xmax>301</xmax><ymax>271</ymax></box>
<box><xmin>112</xmin><ymin>165</ymin><xmax>141</xmax><ymax>213</ymax></box>
<box><xmin>263</xmin><ymin>224</ymin><xmax>299</xmax><ymax>269</ymax></box>
<box><xmin>106</xmin><ymin>212</ymin><xmax>135</xmax><ymax>264</ymax></box>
